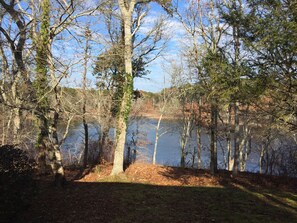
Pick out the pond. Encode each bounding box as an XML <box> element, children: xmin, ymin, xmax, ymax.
<box><xmin>61</xmin><ymin>117</ymin><xmax>260</xmax><ymax>172</ymax></box>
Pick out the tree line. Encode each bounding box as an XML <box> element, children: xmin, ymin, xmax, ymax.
<box><xmin>0</xmin><ymin>0</ymin><xmax>296</xmax><ymax>185</ymax></box>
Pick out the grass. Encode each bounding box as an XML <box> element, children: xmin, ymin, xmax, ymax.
<box><xmin>110</xmin><ymin>183</ymin><xmax>297</xmax><ymax>223</ymax></box>
<box><xmin>13</xmin><ymin>179</ymin><xmax>297</xmax><ymax>223</ymax></box>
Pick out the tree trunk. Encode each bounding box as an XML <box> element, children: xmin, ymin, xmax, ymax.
<box><xmin>233</xmin><ymin>101</ymin><xmax>240</xmax><ymax>175</ymax></box>
<box><xmin>227</xmin><ymin>103</ymin><xmax>232</xmax><ymax>171</ymax></box>
<box><xmin>242</xmin><ymin>137</ymin><xmax>252</xmax><ymax>171</ymax></box>
<box><xmin>239</xmin><ymin>123</ymin><xmax>249</xmax><ymax>171</ymax></box>
<box><xmin>112</xmin><ymin>108</ymin><xmax>128</xmax><ymax>175</ymax></box>
<box><xmin>231</xmin><ymin>0</ymin><xmax>242</xmax><ymax>176</ymax></box>
<box><xmin>34</xmin><ymin>0</ymin><xmax>51</xmax><ymax>176</ymax></box>
<box><xmin>99</xmin><ymin>125</ymin><xmax>110</xmax><ymax>162</ymax></box>
<box><xmin>197</xmin><ymin>97</ymin><xmax>202</xmax><ymax>169</ymax></box>
<box><xmin>48</xmin><ymin>37</ymin><xmax>66</xmax><ymax>185</ymax></box>
<box><xmin>12</xmin><ymin>107</ymin><xmax>21</xmax><ymax>145</ymax></box>
<box><xmin>153</xmin><ymin>113</ymin><xmax>163</xmax><ymax>165</ymax></box>
<box><xmin>210</xmin><ymin>102</ymin><xmax>218</xmax><ymax>175</ymax></box>
<box><xmin>83</xmin><ymin>119</ymin><xmax>89</xmax><ymax>168</ymax></box>
<box><xmin>82</xmin><ymin>29</ymin><xmax>90</xmax><ymax>169</ymax></box>
<box><xmin>36</xmin><ymin>116</ymin><xmax>49</xmax><ymax>174</ymax></box>
<box><xmin>196</xmin><ymin>126</ymin><xmax>202</xmax><ymax>169</ymax></box>
<box><xmin>48</xmin><ymin>110</ymin><xmax>65</xmax><ymax>186</ymax></box>
<box><xmin>111</xmin><ymin>7</ymin><xmax>134</xmax><ymax>175</ymax></box>
<box><xmin>11</xmin><ymin>80</ymin><xmax>22</xmax><ymax>145</ymax></box>
<box><xmin>259</xmin><ymin>144</ymin><xmax>265</xmax><ymax>174</ymax></box>
<box><xmin>4</xmin><ymin>110</ymin><xmax>13</xmax><ymax>144</ymax></box>
<box><xmin>180</xmin><ymin>116</ymin><xmax>191</xmax><ymax>168</ymax></box>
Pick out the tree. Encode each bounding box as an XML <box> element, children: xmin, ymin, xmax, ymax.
<box><xmin>32</xmin><ymin>0</ymin><xmax>51</xmax><ymax>174</ymax></box>
<box><xmin>152</xmin><ymin>78</ymin><xmax>174</xmax><ymax>165</ymax></box>
<box><xmin>173</xmin><ymin>0</ymin><xmax>230</xmax><ymax>174</ymax></box>
<box><xmin>241</xmin><ymin>0</ymin><xmax>297</xmax><ymax>132</ymax></box>
<box><xmin>82</xmin><ymin>27</ymin><xmax>91</xmax><ymax>168</ymax></box>
<box><xmin>110</xmin><ymin>0</ymin><xmax>135</xmax><ymax>175</ymax></box>
<box><xmin>30</xmin><ymin>0</ymin><xmax>99</xmax><ymax>185</ymax></box>
<box><xmin>0</xmin><ymin>0</ymin><xmax>31</xmax><ymax>145</ymax></box>
<box><xmin>93</xmin><ymin>4</ymin><xmax>155</xmax><ymax>162</ymax></box>
<box><xmin>93</xmin><ymin>0</ymin><xmax>169</xmax><ymax>175</ymax></box>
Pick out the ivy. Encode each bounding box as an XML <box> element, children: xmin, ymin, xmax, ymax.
<box><xmin>32</xmin><ymin>0</ymin><xmax>51</xmax><ymax>148</ymax></box>
<box><xmin>114</xmin><ymin>73</ymin><xmax>134</xmax><ymax>124</ymax></box>
<box><xmin>33</xmin><ymin>0</ymin><xmax>50</xmax><ymax>113</ymax></box>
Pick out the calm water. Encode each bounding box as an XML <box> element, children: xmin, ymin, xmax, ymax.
<box><xmin>61</xmin><ymin>118</ymin><xmax>260</xmax><ymax>172</ymax></box>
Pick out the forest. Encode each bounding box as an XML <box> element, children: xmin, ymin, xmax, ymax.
<box><xmin>1</xmin><ymin>0</ymin><xmax>297</xmax><ymax>222</ymax></box>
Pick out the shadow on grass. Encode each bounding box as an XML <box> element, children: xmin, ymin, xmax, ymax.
<box><xmin>4</xmin><ymin>180</ymin><xmax>296</xmax><ymax>223</ymax></box>
<box><xmin>70</xmin><ymin>164</ymin><xmax>97</xmax><ymax>181</ymax></box>
<box><xmin>156</xmin><ymin>166</ymin><xmax>221</xmax><ymax>186</ymax></box>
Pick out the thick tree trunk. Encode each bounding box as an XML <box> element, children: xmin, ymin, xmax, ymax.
<box><xmin>48</xmin><ymin>110</ymin><xmax>65</xmax><ymax>186</ymax></box>
<box><xmin>34</xmin><ymin>0</ymin><xmax>51</xmax><ymax>176</ymax></box>
<box><xmin>12</xmin><ymin>107</ymin><xmax>21</xmax><ymax>145</ymax></box>
<box><xmin>180</xmin><ymin>116</ymin><xmax>191</xmax><ymax>168</ymax></box>
<box><xmin>11</xmin><ymin>79</ymin><xmax>22</xmax><ymax>145</ymax></box>
<box><xmin>112</xmin><ymin>108</ymin><xmax>128</xmax><ymax>175</ymax></box>
<box><xmin>36</xmin><ymin>115</ymin><xmax>49</xmax><ymax>174</ymax></box>
<box><xmin>111</xmin><ymin>9</ymin><xmax>134</xmax><ymax>175</ymax></box>
<box><xmin>48</xmin><ymin>39</ymin><xmax>65</xmax><ymax>185</ymax></box>
<box><xmin>99</xmin><ymin>126</ymin><xmax>111</xmax><ymax>162</ymax></box>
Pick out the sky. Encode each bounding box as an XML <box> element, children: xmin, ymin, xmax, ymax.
<box><xmin>133</xmin><ymin>3</ymin><xmax>186</xmax><ymax>92</ymax></box>
<box><xmin>58</xmin><ymin>1</ymin><xmax>186</xmax><ymax>93</ymax></box>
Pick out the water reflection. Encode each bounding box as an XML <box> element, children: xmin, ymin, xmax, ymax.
<box><xmin>61</xmin><ymin>118</ymin><xmax>260</xmax><ymax>172</ymax></box>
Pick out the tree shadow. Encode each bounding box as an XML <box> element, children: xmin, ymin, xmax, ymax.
<box><xmin>70</xmin><ymin>164</ymin><xmax>97</xmax><ymax>181</ymax></box>
<box><xmin>158</xmin><ymin>166</ymin><xmax>297</xmax><ymax>192</ymax></box>
<box><xmin>262</xmin><ymin>193</ymin><xmax>297</xmax><ymax>211</ymax></box>
<box><xmin>4</xmin><ymin>179</ymin><xmax>296</xmax><ymax>223</ymax></box>
<box><xmin>157</xmin><ymin>166</ymin><xmax>230</xmax><ymax>186</ymax></box>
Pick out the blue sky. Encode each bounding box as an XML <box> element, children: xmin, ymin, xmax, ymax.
<box><xmin>133</xmin><ymin>2</ymin><xmax>187</xmax><ymax>92</ymax></box>
<box><xmin>58</xmin><ymin>1</ymin><xmax>185</xmax><ymax>93</ymax></box>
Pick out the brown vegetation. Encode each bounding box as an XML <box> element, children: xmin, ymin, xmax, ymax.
<box><xmin>78</xmin><ymin>163</ymin><xmax>297</xmax><ymax>191</ymax></box>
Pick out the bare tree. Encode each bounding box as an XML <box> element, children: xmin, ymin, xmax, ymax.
<box><xmin>0</xmin><ymin>0</ymin><xmax>31</xmax><ymax>145</ymax></box>
<box><xmin>82</xmin><ymin>27</ymin><xmax>91</xmax><ymax>168</ymax></box>
<box><xmin>152</xmin><ymin>77</ymin><xmax>174</xmax><ymax>165</ymax></box>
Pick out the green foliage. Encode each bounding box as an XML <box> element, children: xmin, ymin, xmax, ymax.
<box><xmin>239</xmin><ymin>0</ymin><xmax>297</xmax><ymax>130</ymax></box>
<box><xmin>32</xmin><ymin>0</ymin><xmax>51</xmax><ymax>151</ymax></box>
<box><xmin>33</xmin><ymin>0</ymin><xmax>50</xmax><ymax>114</ymax></box>
<box><xmin>113</xmin><ymin>73</ymin><xmax>134</xmax><ymax>124</ymax></box>
<box><xmin>93</xmin><ymin>46</ymin><xmax>150</xmax><ymax>80</ymax></box>
<box><xmin>199</xmin><ymin>50</ymin><xmax>234</xmax><ymax>103</ymax></box>
<box><xmin>93</xmin><ymin>45</ymin><xmax>125</xmax><ymax>78</ymax></box>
